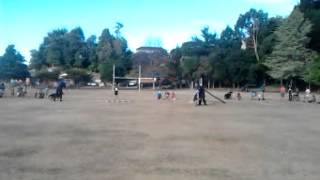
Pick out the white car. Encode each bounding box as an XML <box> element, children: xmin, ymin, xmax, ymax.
<box><xmin>128</xmin><ymin>80</ymin><xmax>137</xmax><ymax>86</ymax></box>
<box><xmin>87</xmin><ymin>82</ymin><xmax>97</xmax><ymax>86</ymax></box>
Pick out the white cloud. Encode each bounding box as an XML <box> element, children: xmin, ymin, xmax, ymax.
<box><xmin>161</xmin><ymin>31</ymin><xmax>194</xmax><ymax>51</ymax></box>
<box><xmin>20</xmin><ymin>48</ymin><xmax>31</xmax><ymax>63</ymax></box>
<box><xmin>125</xmin><ymin>20</ymin><xmax>228</xmax><ymax>52</ymax></box>
<box><xmin>126</xmin><ymin>35</ymin><xmax>145</xmax><ymax>52</ymax></box>
<box><xmin>126</xmin><ymin>32</ymin><xmax>189</xmax><ymax>52</ymax></box>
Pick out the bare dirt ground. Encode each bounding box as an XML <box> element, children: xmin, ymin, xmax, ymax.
<box><xmin>0</xmin><ymin>89</ymin><xmax>320</xmax><ymax>180</ymax></box>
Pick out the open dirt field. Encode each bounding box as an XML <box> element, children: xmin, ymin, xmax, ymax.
<box><xmin>0</xmin><ymin>89</ymin><xmax>320</xmax><ymax>180</ymax></box>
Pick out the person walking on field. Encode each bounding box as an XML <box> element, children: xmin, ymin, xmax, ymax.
<box><xmin>280</xmin><ymin>85</ymin><xmax>286</xmax><ymax>98</ymax></box>
<box><xmin>56</xmin><ymin>78</ymin><xmax>66</xmax><ymax>102</ymax></box>
<box><xmin>171</xmin><ymin>91</ymin><xmax>176</xmax><ymax>101</ymax></box>
<box><xmin>0</xmin><ymin>83</ymin><xmax>5</xmax><ymax>98</ymax></box>
<box><xmin>198</xmin><ymin>86</ymin><xmax>207</xmax><ymax>105</ymax></box>
<box><xmin>288</xmin><ymin>87</ymin><xmax>293</xmax><ymax>101</ymax></box>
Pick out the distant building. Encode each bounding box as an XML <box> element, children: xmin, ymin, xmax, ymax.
<box><xmin>130</xmin><ymin>47</ymin><xmax>169</xmax><ymax>78</ymax></box>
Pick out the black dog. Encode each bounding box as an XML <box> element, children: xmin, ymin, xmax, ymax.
<box><xmin>49</xmin><ymin>93</ymin><xmax>61</xmax><ymax>101</ymax></box>
<box><xmin>224</xmin><ymin>91</ymin><xmax>233</xmax><ymax>100</ymax></box>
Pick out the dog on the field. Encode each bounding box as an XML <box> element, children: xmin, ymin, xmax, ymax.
<box><xmin>224</xmin><ymin>91</ymin><xmax>233</xmax><ymax>100</ymax></box>
<box><xmin>48</xmin><ymin>93</ymin><xmax>61</xmax><ymax>101</ymax></box>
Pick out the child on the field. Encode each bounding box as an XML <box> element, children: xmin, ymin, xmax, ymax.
<box><xmin>171</xmin><ymin>91</ymin><xmax>176</xmax><ymax>101</ymax></box>
<box><xmin>156</xmin><ymin>90</ymin><xmax>162</xmax><ymax>100</ymax></box>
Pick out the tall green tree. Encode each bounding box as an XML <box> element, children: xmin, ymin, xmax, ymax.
<box><xmin>31</xmin><ymin>28</ymin><xmax>89</xmax><ymax>69</ymax></box>
<box><xmin>86</xmin><ymin>35</ymin><xmax>98</xmax><ymax>72</ymax></box>
<box><xmin>0</xmin><ymin>45</ymin><xmax>30</xmax><ymax>80</ymax></box>
<box><xmin>265</xmin><ymin>8</ymin><xmax>315</xmax><ymax>81</ymax></box>
<box><xmin>300</xmin><ymin>0</ymin><xmax>320</xmax><ymax>52</ymax></box>
<box><xmin>30</xmin><ymin>40</ymin><xmax>48</xmax><ymax>70</ymax></box>
<box><xmin>97</xmin><ymin>28</ymin><xmax>114</xmax><ymax>63</ymax></box>
<box><xmin>44</xmin><ymin>29</ymin><xmax>68</xmax><ymax>66</ymax></box>
<box><xmin>181</xmin><ymin>56</ymin><xmax>199</xmax><ymax>84</ymax></box>
<box><xmin>259</xmin><ymin>17</ymin><xmax>283</xmax><ymax>59</ymax></box>
<box><xmin>65</xmin><ymin>27</ymin><xmax>86</xmax><ymax>67</ymax></box>
<box><xmin>235</xmin><ymin>9</ymin><xmax>269</xmax><ymax>63</ymax></box>
<box><xmin>97</xmin><ymin>24</ymin><xmax>132</xmax><ymax>81</ymax></box>
<box><xmin>168</xmin><ymin>47</ymin><xmax>183</xmax><ymax>82</ymax></box>
<box><xmin>114</xmin><ymin>22</ymin><xmax>124</xmax><ymax>38</ymax></box>
<box><xmin>210</xmin><ymin>26</ymin><xmax>255</xmax><ymax>87</ymax></box>
<box><xmin>30</xmin><ymin>49</ymin><xmax>43</xmax><ymax>70</ymax></box>
<box><xmin>99</xmin><ymin>60</ymin><xmax>115</xmax><ymax>82</ymax></box>
<box><xmin>184</xmin><ymin>26</ymin><xmax>217</xmax><ymax>57</ymax></box>
<box><xmin>306</xmin><ymin>56</ymin><xmax>320</xmax><ymax>85</ymax></box>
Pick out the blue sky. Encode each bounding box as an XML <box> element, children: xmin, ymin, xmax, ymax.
<box><xmin>0</xmin><ymin>0</ymin><xmax>299</xmax><ymax>61</ymax></box>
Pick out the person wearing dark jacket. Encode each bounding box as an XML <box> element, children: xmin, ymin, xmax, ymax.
<box><xmin>198</xmin><ymin>86</ymin><xmax>207</xmax><ymax>105</ymax></box>
<box><xmin>0</xmin><ymin>83</ymin><xmax>5</xmax><ymax>98</ymax></box>
<box><xmin>288</xmin><ymin>87</ymin><xmax>293</xmax><ymax>101</ymax></box>
<box><xmin>56</xmin><ymin>79</ymin><xmax>66</xmax><ymax>101</ymax></box>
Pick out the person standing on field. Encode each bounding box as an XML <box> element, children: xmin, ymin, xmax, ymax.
<box><xmin>280</xmin><ymin>85</ymin><xmax>286</xmax><ymax>98</ymax></box>
<box><xmin>198</xmin><ymin>86</ymin><xmax>207</xmax><ymax>106</ymax></box>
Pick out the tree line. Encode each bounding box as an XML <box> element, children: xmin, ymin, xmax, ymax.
<box><xmin>29</xmin><ymin>22</ymin><xmax>132</xmax><ymax>82</ymax></box>
<box><xmin>1</xmin><ymin>0</ymin><xmax>319</xmax><ymax>88</ymax></box>
<box><xmin>168</xmin><ymin>0</ymin><xmax>320</xmax><ymax>88</ymax></box>
<box><xmin>0</xmin><ymin>22</ymin><xmax>133</xmax><ymax>84</ymax></box>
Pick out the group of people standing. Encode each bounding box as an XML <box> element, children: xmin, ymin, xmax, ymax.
<box><xmin>1</xmin><ymin>79</ymin><xmax>29</xmax><ymax>97</ymax></box>
<box><xmin>156</xmin><ymin>90</ymin><xmax>176</xmax><ymax>101</ymax></box>
<box><xmin>280</xmin><ymin>85</ymin><xmax>317</xmax><ymax>103</ymax></box>
<box><xmin>0</xmin><ymin>78</ymin><xmax>66</xmax><ymax>101</ymax></box>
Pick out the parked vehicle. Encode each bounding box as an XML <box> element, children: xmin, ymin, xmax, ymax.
<box><xmin>241</xmin><ymin>84</ymin><xmax>258</xmax><ymax>92</ymax></box>
<box><xmin>87</xmin><ymin>82</ymin><xmax>98</xmax><ymax>86</ymax></box>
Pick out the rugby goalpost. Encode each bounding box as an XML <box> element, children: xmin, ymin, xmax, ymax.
<box><xmin>112</xmin><ymin>64</ymin><xmax>156</xmax><ymax>92</ymax></box>
<box><xmin>112</xmin><ymin>65</ymin><xmax>226</xmax><ymax>103</ymax></box>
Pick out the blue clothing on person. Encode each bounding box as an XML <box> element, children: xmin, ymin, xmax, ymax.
<box><xmin>56</xmin><ymin>80</ymin><xmax>66</xmax><ymax>101</ymax></box>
